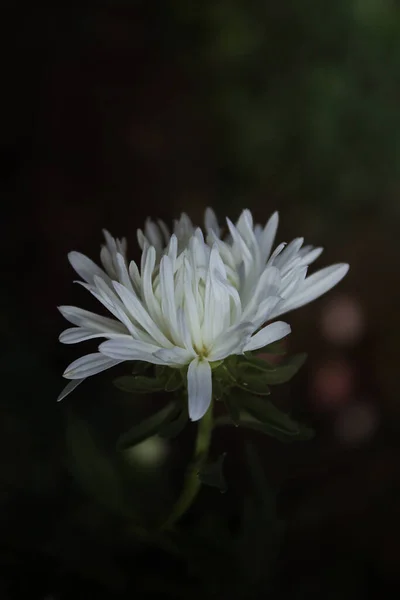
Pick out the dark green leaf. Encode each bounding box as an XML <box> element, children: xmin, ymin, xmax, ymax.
<box><xmin>239</xmin><ymin>393</ymin><xmax>313</xmax><ymax>437</ymax></box>
<box><xmin>256</xmin><ymin>339</ymin><xmax>287</xmax><ymax>355</ymax></box>
<box><xmin>164</xmin><ymin>369</ymin><xmax>183</xmax><ymax>392</ymax></box>
<box><xmin>158</xmin><ymin>405</ymin><xmax>189</xmax><ymax>438</ymax></box>
<box><xmin>236</xmin><ymin>415</ymin><xmax>315</xmax><ymax>442</ymax></box>
<box><xmin>235</xmin><ymin>375</ymin><xmax>271</xmax><ymax>396</ymax></box>
<box><xmin>117</xmin><ymin>403</ymin><xmax>179</xmax><ymax>450</ymax></box>
<box><xmin>114</xmin><ymin>375</ymin><xmax>165</xmax><ymax>394</ymax></box>
<box><xmin>239</xmin><ymin>352</ymin><xmax>307</xmax><ymax>385</ymax></box>
<box><xmin>215</xmin><ymin>392</ymin><xmax>315</xmax><ymax>442</ymax></box>
<box><xmin>198</xmin><ymin>453</ymin><xmax>227</xmax><ymax>493</ymax></box>
<box><xmin>211</xmin><ymin>377</ymin><xmax>226</xmax><ymax>400</ymax></box>
<box><xmin>235</xmin><ymin>444</ymin><xmax>284</xmax><ymax>583</ymax></box>
<box><xmin>131</xmin><ymin>361</ymin><xmax>152</xmax><ymax>375</ymax></box>
<box><xmin>224</xmin><ymin>394</ymin><xmax>241</xmax><ymax>425</ymax></box>
<box><xmin>66</xmin><ymin>412</ymin><xmax>133</xmax><ymax>517</ymax></box>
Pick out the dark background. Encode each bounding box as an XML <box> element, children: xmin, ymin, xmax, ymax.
<box><xmin>2</xmin><ymin>2</ymin><xmax>400</xmax><ymax>598</ymax></box>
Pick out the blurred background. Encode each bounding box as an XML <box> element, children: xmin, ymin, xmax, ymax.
<box><xmin>2</xmin><ymin>1</ymin><xmax>400</xmax><ymax>598</ymax></box>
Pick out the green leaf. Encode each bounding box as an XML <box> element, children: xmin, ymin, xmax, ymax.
<box><xmin>239</xmin><ymin>353</ymin><xmax>307</xmax><ymax>385</ymax></box>
<box><xmin>211</xmin><ymin>377</ymin><xmax>226</xmax><ymax>400</ymax></box>
<box><xmin>235</xmin><ymin>375</ymin><xmax>271</xmax><ymax>396</ymax></box>
<box><xmin>164</xmin><ymin>369</ymin><xmax>183</xmax><ymax>392</ymax></box>
<box><xmin>224</xmin><ymin>394</ymin><xmax>241</xmax><ymax>425</ymax></box>
<box><xmin>158</xmin><ymin>405</ymin><xmax>189</xmax><ymax>438</ymax></box>
<box><xmin>131</xmin><ymin>361</ymin><xmax>152</xmax><ymax>375</ymax></box>
<box><xmin>215</xmin><ymin>392</ymin><xmax>315</xmax><ymax>442</ymax></box>
<box><xmin>239</xmin><ymin>393</ymin><xmax>313</xmax><ymax>437</ymax></box>
<box><xmin>66</xmin><ymin>412</ymin><xmax>132</xmax><ymax>517</ymax></box>
<box><xmin>210</xmin><ymin>359</ymin><xmax>224</xmax><ymax>370</ymax></box>
<box><xmin>117</xmin><ymin>403</ymin><xmax>179</xmax><ymax>450</ymax></box>
<box><xmin>114</xmin><ymin>375</ymin><xmax>165</xmax><ymax>394</ymax></box>
<box><xmin>257</xmin><ymin>339</ymin><xmax>287</xmax><ymax>355</ymax></box>
<box><xmin>235</xmin><ymin>415</ymin><xmax>315</xmax><ymax>443</ymax></box>
<box><xmin>235</xmin><ymin>444</ymin><xmax>284</xmax><ymax>583</ymax></box>
<box><xmin>198</xmin><ymin>453</ymin><xmax>227</xmax><ymax>493</ymax></box>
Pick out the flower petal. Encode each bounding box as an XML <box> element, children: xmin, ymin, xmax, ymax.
<box><xmin>204</xmin><ymin>207</ymin><xmax>221</xmax><ymax>237</ymax></box>
<box><xmin>99</xmin><ymin>338</ymin><xmax>163</xmax><ymax>362</ymax></box>
<box><xmin>270</xmin><ymin>263</ymin><xmax>349</xmax><ymax>318</ymax></box>
<box><xmin>57</xmin><ymin>378</ymin><xmax>86</xmax><ymax>402</ymax></box>
<box><xmin>63</xmin><ymin>353</ymin><xmax>122</xmax><ymax>379</ymax></box>
<box><xmin>244</xmin><ymin>321</ymin><xmax>291</xmax><ymax>352</ymax></box>
<box><xmin>153</xmin><ymin>346</ymin><xmax>195</xmax><ymax>366</ymax></box>
<box><xmin>59</xmin><ymin>327</ymin><xmax>129</xmax><ymax>344</ymax></box>
<box><xmin>260</xmin><ymin>211</ymin><xmax>279</xmax><ymax>261</ymax></box>
<box><xmin>58</xmin><ymin>305</ymin><xmax>127</xmax><ymax>334</ymax></box>
<box><xmin>68</xmin><ymin>251</ymin><xmax>107</xmax><ymax>284</ymax></box>
<box><xmin>187</xmin><ymin>358</ymin><xmax>212</xmax><ymax>421</ymax></box>
<box><xmin>208</xmin><ymin>322</ymin><xmax>254</xmax><ymax>361</ymax></box>
<box><xmin>112</xmin><ymin>281</ymin><xmax>173</xmax><ymax>347</ymax></box>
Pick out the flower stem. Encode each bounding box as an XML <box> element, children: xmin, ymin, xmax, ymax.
<box><xmin>160</xmin><ymin>402</ymin><xmax>213</xmax><ymax>530</ymax></box>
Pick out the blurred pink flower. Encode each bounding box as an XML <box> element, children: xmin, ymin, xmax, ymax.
<box><xmin>320</xmin><ymin>294</ymin><xmax>364</xmax><ymax>345</ymax></box>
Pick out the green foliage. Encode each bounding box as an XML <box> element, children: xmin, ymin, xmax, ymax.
<box><xmin>66</xmin><ymin>411</ymin><xmax>135</xmax><ymax>518</ymax></box>
<box><xmin>116</xmin><ymin>403</ymin><xmax>180</xmax><ymax>451</ymax></box>
<box><xmin>198</xmin><ymin>453</ymin><xmax>227</xmax><ymax>493</ymax></box>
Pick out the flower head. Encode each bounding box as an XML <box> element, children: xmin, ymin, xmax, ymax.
<box><xmin>58</xmin><ymin>209</ymin><xmax>349</xmax><ymax>420</ymax></box>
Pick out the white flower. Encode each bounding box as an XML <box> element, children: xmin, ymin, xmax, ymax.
<box><xmin>58</xmin><ymin>209</ymin><xmax>349</xmax><ymax>421</ymax></box>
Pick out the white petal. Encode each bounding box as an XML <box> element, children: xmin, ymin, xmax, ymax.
<box><xmin>208</xmin><ymin>322</ymin><xmax>253</xmax><ymax>361</ymax></box>
<box><xmin>142</xmin><ymin>246</ymin><xmax>163</xmax><ymax>323</ymax></box>
<box><xmin>270</xmin><ymin>263</ymin><xmax>349</xmax><ymax>318</ymax></box>
<box><xmin>187</xmin><ymin>358</ymin><xmax>212</xmax><ymax>421</ymax></box>
<box><xmin>253</xmin><ymin>295</ymin><xmax>283</xmax><ymax>328</ymax></box>
<box><xmin>59</xmin><ymin>327</ymin><xmax>129</xmax><ymax>344</ymax></box>
<box><xmin>63</xmin><ymin>353</ymin><xmax>122</xmax><ymax>379</ymax></box>
<box><xmin>100</xmin><ymin>245</ymin><xmax>117</xmax><ymax>278</ymax></box>
<box><xmin>280</xmin><ymin>266</ymin><xmax>308</xmax><ymax>299</ymax></box>
<box><xmin>57</xmin><ymin>378</ymin><xmax>85</xmax><ymax>402</ymax></box>
<box><xmin>157</xmin><ymin>219</ymin><xmax>170</xmax><ymax>245</ymax></box>
<box><xmin>100</xmin><ymin>338</ymin><xmax>163</xmax><ymax>362</ymax></box>
<box><xmin>144</xmin><ymin>218</ymin><xmax>164</xmax><ymax>252</ymax></box>
<box><xmin>204</xmin><ymin>207</ymin><xmax>221</xmax><ymax>236</ymax></box>
<box><xmin>159</xmin><ymin>255</ymin><xmax>180</xmax><ymax>342</ymax></box>
<box><xmin>153</xmin><ymin>346</ymin><xmax>194</xmax><ymax>366</ymax></box>
<box><xmin>112</xmin><ymin>281</ymin><xmax>172</xmax><ymax>347</ymax></box>
<box><xmin>298</xmin><ymin>246</ymin><xmax>323</xmax><ymax>266</ymax></box>
<box><xmin>244</xmin><ymin>321</ymin><xmax>291</xmax><ymax>352</ymax></box>
<box><xmin>115</xmin><ymin>253</ymin><xmax>135</xmax><ymax>293</ymax></box>
<box><xmin>260</xmin><ymin>211</ymin><xmax>279</xmax><ymax>261</ymax></box>
<box><xmin>68</xmin><ymin>251</ymin><xmax>107</xmax><ymax>284</ymax></box>
<box><xmin>273</xmin><ymin>237</ymin><xmax>304</xmax><ymax>269</ymax></box>
<box><xmin>58</xmin><ymin>305</ymin><xmax>127</xmax><ymax>333</ymax></box>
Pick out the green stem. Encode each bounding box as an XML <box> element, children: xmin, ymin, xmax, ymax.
<box><xmin>160</xmin><ymin>401</ymin><xmax>213</xmax><ymax>530</ymax></box>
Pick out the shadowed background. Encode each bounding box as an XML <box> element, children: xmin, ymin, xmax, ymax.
<box><xmin>1</xmin><ymin>2</ymin><xmax>400</xmax><ymax>598</ymax></box>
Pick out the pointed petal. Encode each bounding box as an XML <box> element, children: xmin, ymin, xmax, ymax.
<box><xmin>59</xmin><ymin>327</ymin><xmax>129</xmax><ymax>344</ymax></box>
<box><xmin>260</xmin><ymin>211</ymin><xmax>279</xmax><ymax>261</ymax></box>
<box><xmin>58</xmin><ymin>305</ymin><xmax>127</xmax><ymax>334</ymax></box>
<box><xmin>153</xmin><ymin>346</ymin><xmax>194</xmax><ymax>366</ymax></box>
<box><xmin>298</xmin><ymin>246</ymin><xmax>323</xmax><ymax>266</ymax></box>
<box><xmin>63</xmin><ymin>353</ymin><xmax>122</xmax><ymax>379</ymax></box>
<box><xmin>57</xmin><ymin>378</ymin><xmax>86</xmax><ymax>402</ymax></box>
<box><xmin>68</xmin><ymin>251</ymin><xmax>107</xmax><ymax>284</ymax></box>
<box><xmin>99</xmin><ymin>338</ymin><xmax>162</xmax><ymax>360</ymax></box>
<box><xmin>204</xmin><ymin>207</ymin><xmax>221</xmax><ymax>236</ymax></box>
<box><xmin>112</xmin><ymin>281</ymin><xmax>172</xmax><ymax>347</ymax></box>
<box><xmin>187</xmin><ymin>358</ymin><xmax>212</xmax><ymax>421</ymax></box>
<box><xmin>244</xmin><ymin>321</ymin><xmax>291</xmax><ymax>352</ymax></box>
<box><xmin>270</xmin><ymin>263</ymin><xmax>349</xmax><ymax>318</ymax></box>
<box><xmin>208</xmin><ymin>322</ymin><xmax>254</xmax><ymax>361</ymax></box>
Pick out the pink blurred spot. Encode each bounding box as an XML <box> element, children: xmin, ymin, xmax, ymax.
<box><xmin>320</xmin><ymin>294</ymin><xmax>364</xmax><ymax>345</ymax></box>
<box><xmin>334</xmin><ymin>401</ymin><xmax>379</xmax><ymax>446</ymax></box>
<box><xmin>312</xmin><ymin>359</ymin><xmax>354</xmax><ymax>410</ymax></box>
